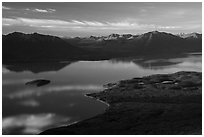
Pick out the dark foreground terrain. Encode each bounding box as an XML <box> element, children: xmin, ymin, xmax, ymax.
<box><xmin>40</xmin><ymin>71</ymin><xmax>202</xmax><ymax>135</ymax></box>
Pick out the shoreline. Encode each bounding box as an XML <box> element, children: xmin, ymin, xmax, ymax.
<box><xmin>84</xmin><ymin>94</ymin><xmax>110</xmax><ymax>107</ymax></box>
<box><xmin>40</xmin><ymin>71</ymin><xmax>202</xmax><ymax>135</ymax></box>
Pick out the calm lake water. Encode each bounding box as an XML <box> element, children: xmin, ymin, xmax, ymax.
<box><xmin>2</xmin><ymin>54</ymin><xmax>202</xmax><ymax>134</ymax></box>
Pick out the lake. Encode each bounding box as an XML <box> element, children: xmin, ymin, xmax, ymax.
<box><xmin>2</xmin><ymin>54</ymin><xmax>202</xmax><ymax>134</ymax></box>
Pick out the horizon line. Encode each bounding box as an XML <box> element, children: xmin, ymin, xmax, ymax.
<box><xmin>3</xmin><ymin>30</ymin><xmax>202</xmax><ymax>38</ymax></box>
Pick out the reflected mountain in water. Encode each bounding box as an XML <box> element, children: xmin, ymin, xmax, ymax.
<box><xmin>109</xmin><ymin>57</ymin><xmax>180</xmax><ymax>69</ymax></box>
<box><xmin>3</xmin><ymin>59</ymin><xmax>176</xmax><ymax>74</ymax></box>
<box><xmin>110</xmin><ymin>54</ymin><xmax>202</xmax><ymax>70</ymax></box>
<box><xmin>3</xmin><ymin>62</ymin><xmax>74</xmax><ymax>73</ymax></box>
<box><xmin>3</xmin><ymin>53</ymin><xmax>202</xmax><ymax>74</ymax></box>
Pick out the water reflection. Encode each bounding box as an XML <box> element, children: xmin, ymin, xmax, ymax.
<box><xmin>3</xmin><ymin>79</ymin><xmax>33</xmax><ymax>85</ymax></box>
<box><xmin>2</xmin><ymin>54</ymin><xmax>202</xmax><ymax>135</ymax></box>
<box><xmin>3</xmin><ymin>62</ymin><xmax>74</xmax><ymax>73</ymax></box>
<box><xmin>3</xmin><ymin>55</ymin><xmax>201</xmax><ymax>74</ymax></box>
<box><xmin>20</xmin><ymin>99</ymin><xmax>40</xmax><ymax>107</ymax></box>
<box><xmin>6</xmin><ymin>85</ymin><xmax>102</xmax><ymax>99</ymax></box>
<box><xmin>3</xmin><ymin>113</ymin><xmax>70</xmax><ymax>135</ymax></box>
<box><xmin>110</xmin><ymin>54</ymin><xmax>202</xmax><ymax>70</ymax></box>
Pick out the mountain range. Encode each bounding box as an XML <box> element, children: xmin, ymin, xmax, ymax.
<box><xmin>64</xmin><ymin>31</ymin><xmax>201</xmax><ymax>41</ymax></box>
<box><xmin>3</xmin><ymin>32</ymin><xmax>88</xmax><ymax>62</ymax></box>
<box><xmin>3</xmin><ymin>31</ymin><xmax>202</xmax><ymax>62</ymax></box>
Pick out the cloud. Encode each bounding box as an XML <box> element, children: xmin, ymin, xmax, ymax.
<box><xmin>3</xmin><ymin>17</ymin><xmax>70</xmax><ymax>27</ymax></box>
<box><xmin>2</xmin><ymin>6</ymin><xmax>11</xmax><ymax>10</ymax></box>
<box><xmin>2</xmin><ymin>17</ymin><xmax>181</xmax><ymax>32</ymax></box>
<box><xmin>23</xmin><ymin>8</ymin><xmax>56</xmax><ymax>13</ymax></box>
<box><xmin>32</xmin><ymin>8</ymin><xmax>56</xmax><ymax>13</ymax></box>
<box><xmin>48</xmin><ymin>8</ymin><xmax>56</xmax><ymax>12</ymax></box>
<box><xmin>156</xmin><ymin>25</ymin><xmax>181</xmax><ymax>29</ymax></box>
<box><xmin>2</xmin><ymin>6</ymin><xmax>56</xmax><ymax>14</ymax></box>
<box><xmin>24</xmin><ymin>8</ymin><xmax>31</xmax><ymax>11</ymax></box>
<box><xmin>2</xmin><ymin>113</ymin><xmax>70</xmax><ymax>134</ymax></box>
<box><xmin>3</xmin><ymin>18</ymin><xmax>22</xmax><ymax>26</ymax></box>
<box><xmin>33</xmin><ymin>8</ymin><xmax>49</xmax><ymax>13</ymax></box>
<box><xmin>83</xmin><ymin>21</ymin><xmax>105</xmax><ymax>26</ymax></box>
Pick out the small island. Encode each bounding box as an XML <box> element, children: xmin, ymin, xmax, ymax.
<box><xmin>40</xmin><ymin>71</ymin><xmax>202</xmax><ymax>135</ymax></box>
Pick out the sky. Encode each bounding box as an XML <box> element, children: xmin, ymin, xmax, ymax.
<box><xmin>2</xmin><ymin>2</ymin><xmax>202</xmax><ymax>37</ymax></box>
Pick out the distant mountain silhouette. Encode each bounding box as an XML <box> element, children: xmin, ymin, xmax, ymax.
<box><xmin>3</xmin><ymin>31</ymin><xmax>202</xmax><ymax>62</ymax></box>
<box><xmin>65</xmin><ymin>31</ymin><xmax>201</xmax><ymax>58</ymax></box>
<box><xmin>64</xmin><ymin>31</ymin><xmax>201</xmax><ymax>58</ymax></box>
<box><xmin>3</xmin><ymin>32</ymin><xmax>88</xmax><ymax>62</ymax></box>
<box><xmin>129</xmin><ymin>31</ymin><xmax>201</xmax><ymax>56</ymax></box>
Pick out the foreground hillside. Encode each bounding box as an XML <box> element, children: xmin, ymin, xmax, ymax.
<box><xmin>41</xmin><ymin>71</ymin><xmax>202</xmax><ymax>135</ymax></box>
<box><xmin>3</xmin><ymin>31</ymin><xmax>202</xmax><ymax>62</ymax></box>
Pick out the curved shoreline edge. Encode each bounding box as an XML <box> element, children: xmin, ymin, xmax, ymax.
<box><xmin>40</xmin><ymin>71</ymin><xmax>202</xmax><ymax>135</ymax></box>
<box><xmin>84</xmin><ymin>94</ymin><xmax>110</xmax><ymax>107</ymax></box>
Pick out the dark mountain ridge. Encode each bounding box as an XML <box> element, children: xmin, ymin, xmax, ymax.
<box><xmin>63</xmin><ymin>31</ymin><xmax>201</xmax><ymax>58</ymax></box>
<box><xmin>3</xmin><ymin>31</ymin><xmax>202</xmax><ymax>62</ymax></box>
<box><xmin>3</xmin><ymin>32</ymin><xmax>89</xmax><ymax>62</ymax></box>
